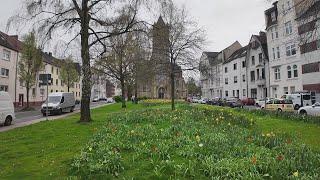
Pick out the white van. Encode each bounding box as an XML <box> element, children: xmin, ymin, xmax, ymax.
<box><xmin>282</xmin><ymin>93</ymin><xmax>312</xmax><ymax>110</ymax></box>
<box><xmin>41</xmin><ymin>92</ymin><xmax>75</xmax><ymax>116</ymax></box>
<box><xmin>0</xmin><ymin>91</ymin><xmax>15</xmax><ymax>126</ymax></box>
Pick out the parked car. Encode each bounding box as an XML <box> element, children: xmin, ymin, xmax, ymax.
<box><xmin>92</xmin><ymin>97</ymin><xmax>99</xmax><ymax>102</ymax></box>
<box><xmin>99</xmin><ymin>97</ymin><xmax>107</xmax><ymax>101</ymax></box>
<box><xmin>187</xmin><ymin>97</ymin><xmax>192</xmax><ymax>102</ymax></box>
<box><xmin>261</xmin><ymin>99</ymin><xmax>294</xmax><ymax>112</ymax></box>
<box><xmin>41</xmin><ymin>92</ymin><xmax>76</xmax><ymax>116</ymax></box>
<box><xmin>106</xmin><ymin>98</ymin><xmax>114</xmax><ymax>103</ymax></box>
<box><xmin>298</xmin><ymin>102</ymin><xmax>320</xmax><ymax>116</ymax></box>
<box><xmin>0</xmin><ymin>91</ymin><xmax>15</xmax><ymax>126</ymax></box>
<box><xmin>225</xmin><ymin>98</ymin><xmax>243</xmax><ymax>108</ymax></box>
<box><xmin>282</xmin><ymin>93</ymin><xmax>312</xmax><ymax>110</ymax></box>
<box><xmin>191</xmin><ymin>97</ymin><xmax>200</xmax><ymax>103</ymax></box>
<box><xmin>198</xmin><ymin>98</ymin><xmax>209</xmax><ymax>104</ymax></box>
<box><xmin>256</xmin><ymin>98</ymin><xmax>273</xmax><ymax>107</ymax></box>
<box><xmin>241</xmin><ymin>98</ymin><xmax>256</xmax><ymax>106</ymax></box>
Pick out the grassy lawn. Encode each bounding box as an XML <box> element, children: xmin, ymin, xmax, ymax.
<box><xmin>0</xmin><ymin>103</ymin><xmax>144</xmax><ymax>179</ymax></box>
<box><xmin>0</xmin><ymin>102</ymin><xmax>319</xmax><ymax>179</ymax></box>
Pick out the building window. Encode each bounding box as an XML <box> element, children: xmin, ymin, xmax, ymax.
<box><xmin>32</xmin><ymin>88</ymin><xmax>36</xmax><ymax>97</ymax></box>
<box><xmin>233</xmin><ymin>90</ymin><xmax>235</xmax><ymax>97</ymax></box>
<box><xmin>259</xmin><ymin>53</ymin><xmax>263</xmax><ymax>63</ymax></box>
<box><xmin>272</xmin><ymin>48</ymin><xmax>276</xmax><ymax>59</ymax></box>
<box><xmin>251</xmin><ymin>56</ymin><xmax>255</xmax><ymax>66</ymax></box>
<box><xmin>302</xmin><ymin>62</ymin><xmax>320</xmax><ymax>74</ymax></box>
<box><xmin>225</xmin><ymin>91</ymin><xmax>229</xmax><ymax>97</ymax></box>
<box><xmin>51</xmin><ymin>66</ymin><xmax>54</xmax><ymax>74</ymax></box>
<box><xmin>243</xmin><ymin>89</ymin><xmax>246</xmax><ymax>97</ymax></box>
<box><xmin>317</xmin><ymin>40</ymin><xmax>320</xmax><ymax>49</ymax></box>
<box><xmin>262</xmin><ymin>68</ymin><xmax>265</xmax><ymax>79</ymax></box>
<box><xmin>225</xmin><ymin>67</ymin><xmax>228</xmax><ymax>73</ymax></box>
<box><xmin>271</xmin><ymin>28</ymin><xmax>274</xmax><ymax>40</ymax></box>
<box><xmin>225</xmin><ymin>78</ymin><xmax>228</xmax><ymax>85</ymax></box>
<box><xmin>275</xmin><ymin>67</ymin><xmax>281</xmax><ymax>80</ymax></box>
<box><xmin>287</xmin><ymin>66</ymin><xmax>292</xmax><ymax>78</ymax></box>
<box><xmin>286</xmin><ymin>44</ymin><xmax>296</xmax><ymax>56</ymax></box>
<box><xmin>251</xmin><ymin>89</ymin><xmax>257</xmax><ymax>99</ymax></box>
<box><xmin>40</xmin><ymin>89</ymin><xmax>45</xmax><ymax>96</ymax></box>
<box><xmin>0</xmin><ymin>85</ymin><xmax>8</xmax><ymax>92</ymax></box>
<box><xmin>19</xmin><ymin>79</ymin><xmax>23</xmax><ymax>86</ymax></box>
<box><xmin>271</xmin><ymin>12</ymin><xmax>276</xmax><ymax>22</ymax></box>
<box><xmin>2</xmin><ymin>49</ymin><xmax>11</xmax><ymax>61</ymax></box>
<box><xmin>284</xmin><ymin>87</ymin><xmax>289</xmax><ymax>94</ymax></box>
<box><xmin>234</xmin><ymin>76</ymin><xmax>238</xmax><ymax>83</ymax></box>
<box><xmin>285</xmin><ymin>21</ymin><xmax>293</xmax><ymax>35</ymax></box>
<box><xmin>293</xmin><ymin>65</ymin><xmax>298</xmax><ymax>77</ymax></box>
<box><xmin>233</xmin><ymin>63</ymin><xmax>237</xmax><ymax>70</ymax></box>
<box><xmin>0</xmin><ymin>68</ymin><xmax>9</xmax><ymax>77</ymax></box>
<box><xmin>290</xmin><ymin>86</ymin><xmax>295</xmax><ymax>93</ymax></box>
<box><xmin>242</xmin><ymin>61</ymin><xmax>246</xmax><ymax>68</ymax></box>
<box><xmin>56</xmin><ymin>68</ymin><xmax>59</xmax><ymax>75</ymax></box>
<box><xmin>56</xmin><ymin>79</ymin><xmax>58</xmax><ymax>86</ymax></box>
<box><xmin>257</xmin><ymin>69</ymin><xmax>260</xmax><ymax>79</ymax></box>
<box><xmin>242</xmin><ymin>74</ymin><xmax>246</xmax><ymax>82</ymax></box>
<box><xmin>250</xmin><ymin>71</ymin><xmax>255</xmax><ymax>82</ymax></box>
<box><xmin>276</xmin><ymin>47</ymin><xmax>280</xmax><ymax>58</ymax></box>
<box><xmin>56</xmin><ymin>90</ymin><xmax>58</xmax><ymax>92</ymax></box>
<box><xmin>275</xmin><ymin>27</ymin><xmax>279</xmax><ymax>38</ymax></box>
<box><xmin>51</xmin><ymin>89</ymin><xmax>53</xmax><ymax>93</ymax></box>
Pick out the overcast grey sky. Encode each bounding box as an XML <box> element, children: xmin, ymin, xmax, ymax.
<box><xmin>0</xmin><ymin>0</ymin><xmax>272</xmax><ymax>52</ymax></box>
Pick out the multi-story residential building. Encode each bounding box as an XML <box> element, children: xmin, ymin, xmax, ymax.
<box><xmin>265</xmin><ymin>1</ymin><xmax>303</xmax><ymax>98</ymax></box>
<box><xmin>0</xmin><ymin>33</ymin><xmax>19</xmax><ymax>102</ymax></box>
<box><xmin>199</xmin><ymin>41</ymin><xmax>242</xmax><ymax>99</ymax></box>
<box><xmin>0</xmin><ymin>31</ymin><xmax>82</xmax><ymax>107</ymax></box>
<box><xmin>246</xmin><ymin>32</ymin><xmax>270</xmax><ymax>99</ymax></box>
<box><xmin>294</xmin><ymin>0</ymin><xmax>320</xmax><ymax>103</ymax></box>
<box><xmin>91</xmin><ymin>74</ymin><xmax>108</xmax><ymax>100</ymax></box>
<box><xmin>222</xmin><ymin>46</ymin><xmax>248</xmax><ymax>99</ymax></box>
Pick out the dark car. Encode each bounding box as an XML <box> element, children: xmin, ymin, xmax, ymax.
<box><xmin>241</xmin><ymin>98</ymin><xmax>256</xmax><ymax>106</ymax></box>
<box><xmin>225</xmin><ymin>98</ymin><xmax>243</xmax><ymax>108</ymax></box>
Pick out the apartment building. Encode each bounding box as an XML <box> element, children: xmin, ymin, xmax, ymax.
<box><xmin>0</xmin><ymin>31</ymin><xmax>82</xmax><ymax>107</ymax></box>
<box><xmin>0</xmin><ymin>32</ymin><xmax>18</xmax><ymax>102</ymax></box>
<box><xmin>246</xmin><ymin>32</ymin><xmax>270</xmax><ymax>99</ymax></box>
<box><xmin>199</xmin><ymin>41</ymin><xmax>242</xmax><ymax>99</ymax></box>
<box><xmin>222</xmin><ymin>46</ymin><xmax>248</xmax><ymax>99</ymax></box>
<box><xmin>265</xmin><ymin>1</ymin><xmax>303</xmax><ymax>98</ymax></box>
<box><xmin>295</xmin><ymin>0</ymin><xmax>320</xmax><ymax>103</ymax></box>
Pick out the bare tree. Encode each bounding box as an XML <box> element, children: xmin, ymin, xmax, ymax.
<box><xmin>59</xmin><ymin>57</ymin><xmax>80</xmax><ymax>92</ymax></box>
<box><xmin>159</xmin><ymin>2</ymin><xmax>206</xmax><ymax>110</ymax></box>
<box><xmin>95</xmin><ymin>33</ymin><xmax>139</xmax><ymax>108</ymax></box>
<box><xmin>8</xmin><ymin>0</ymin><xmax>154</xmax><ymax>122</ymax></box>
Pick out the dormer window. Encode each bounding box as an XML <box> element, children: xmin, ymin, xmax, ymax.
<box><xmin>271</xmin><ymin>12</ymin><xmax>276</xmax><ymax>22</ymax></box>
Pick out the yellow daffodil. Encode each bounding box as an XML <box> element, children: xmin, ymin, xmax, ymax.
<box><xmin>293</xmin><ymin>171</ymin><xmax>299</xmax><ymax>177</ymax></box>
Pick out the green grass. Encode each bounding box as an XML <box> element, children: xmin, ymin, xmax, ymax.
<box><xmin>0</xmin><ymin>103</ymin><xmax>319</xmax><ymax>179</ymax></box>
<box><xmin>0</xmin><ymin>103</ymin><xmax>144</xmax><ymax>179</ymax></box>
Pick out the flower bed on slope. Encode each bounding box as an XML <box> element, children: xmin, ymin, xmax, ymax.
<box><xmin>71</xmin><ymin>106</ymin><xmax>320</xmax><ymax>179</ymax></box>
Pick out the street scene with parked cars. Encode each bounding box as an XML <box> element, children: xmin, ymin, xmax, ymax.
<box><xmin>188</xmin><ymin>91</ymin><xmax>320</xmax><ymax>116</ymax></box>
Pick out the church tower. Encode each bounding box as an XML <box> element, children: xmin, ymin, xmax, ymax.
<box><xmin>151</xmin><ymin>16</ymin><xmax>170</xmax><ymax>64</ymax></box>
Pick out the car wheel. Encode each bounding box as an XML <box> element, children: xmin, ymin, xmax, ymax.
<box><xmin>70</xmin><ymin>106</ymin><xmax>75</xmax><ymax>112</ymax></box>
<box><xmin>42</xmin><ymin>113</ymin><xmax>47</xmax><ymax>117</ymax></box>
<box><xmin>300</xmin><ymin>110</ymin><xmax>307</xmax><ymax>116</ymax></box>
<box><xmin>4</xmin><ymin>116</ymin><xmax>12</xmax><ymax>126</ymax></box>
<box><xmin>294</xmin><ymin>104</ymin><xmax>300</xmax><ymax>110</ymax></box>
<box><xmin>277</xmin><ymin>108</ymin><xmax>282</xmax><ymax>112</ymax></box>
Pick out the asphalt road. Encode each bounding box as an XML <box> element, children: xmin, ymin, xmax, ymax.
<box><xmin>13</xmin><ymin>101</ymin><xmax>110</xmax><ymax>124</ymax></box>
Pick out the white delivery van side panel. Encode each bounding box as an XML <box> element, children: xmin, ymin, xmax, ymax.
<box><xmin>0</xmin><ymin>91</ymin><xmax>15</xmax><ymax>125</ymax></box>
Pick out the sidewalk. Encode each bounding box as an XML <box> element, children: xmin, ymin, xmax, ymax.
<box><xmin>0</xmin><ymin>103</ymin><xmax>111</xmax><ymax>133</ymax></box>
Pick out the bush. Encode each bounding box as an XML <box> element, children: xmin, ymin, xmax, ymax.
<box><xmin>71</xmin><ymin>106</ymin><xmax>320</xmax><ymax>179</ymax></box>
<box><xmin>113</xmin><ymin>96</ymin><xmax>122</xmax><ymax>103</ymax></box>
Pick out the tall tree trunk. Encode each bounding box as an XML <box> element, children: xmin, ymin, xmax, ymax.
<box><xmin>79</xmin><ymin>1</ymin><xmax>92</xmax><ymax>123</ymax></box>
<box><xmin>121</xmin><ymin>78</ymin><xmax>126</xmax><ymax>108</ymax></box>
<box><xmin>26</xmin><ymin>84</ymin><xmax>30</xmax><ymax>108</ymax></box>
<box><xmin>171</xmin><ymin>63</ymin><xmax>175</xmax><ymax>111</ymax></box>
<box><xmin>134</xmin><ymin>81</ymin><xmax>138</xmax><ymax>104</ymax></box>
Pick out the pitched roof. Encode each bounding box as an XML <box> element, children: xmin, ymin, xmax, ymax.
<box><xmin>224</xmin><ymin>45</ymin><xmax>248</xmax><ymax>64</ymax></box>
<box><xmin>202</xmin><ymin>51</ymin><xmax>219</xmax><ymax>65</ymax></box>
<box><xmin>0</xmin><ymin>32</ymin><xmax>18</xmax><ymax>51</ymax></box>
<box><xmin>254</xmin><ymin>32</ymin><xmax>269</xmax><ymax>59</ymax></box>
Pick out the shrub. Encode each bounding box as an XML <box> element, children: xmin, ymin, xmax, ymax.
<box><xmin>113</xmin><ymin>96</ymin><xmax>122</xmax><ymax>103</ymax></box>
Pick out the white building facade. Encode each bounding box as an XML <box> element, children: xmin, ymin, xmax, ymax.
<box><xmin>265</xmin><ymin>1</ymin><xmax>303</xmax><ymax>98</ymax></box>
<box><xmin>222</xmin><ymin>46</ymin><xmax>248</xmax><ymax>99</ymax></box>
<box><xmin>246</xmin><ymin>33</ymin><xmax>270</xmax><ymax>99</ymax></box>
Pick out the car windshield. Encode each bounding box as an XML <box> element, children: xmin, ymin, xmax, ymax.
<box><xmin>303</xmin><ymin>95</ymin><xmax>311</xmax><ymax>100</ymax></box>
<box><xmin>47</xmin><ymin>96</ymin><xmax>61</xmax><ymax>103</ymax></box>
